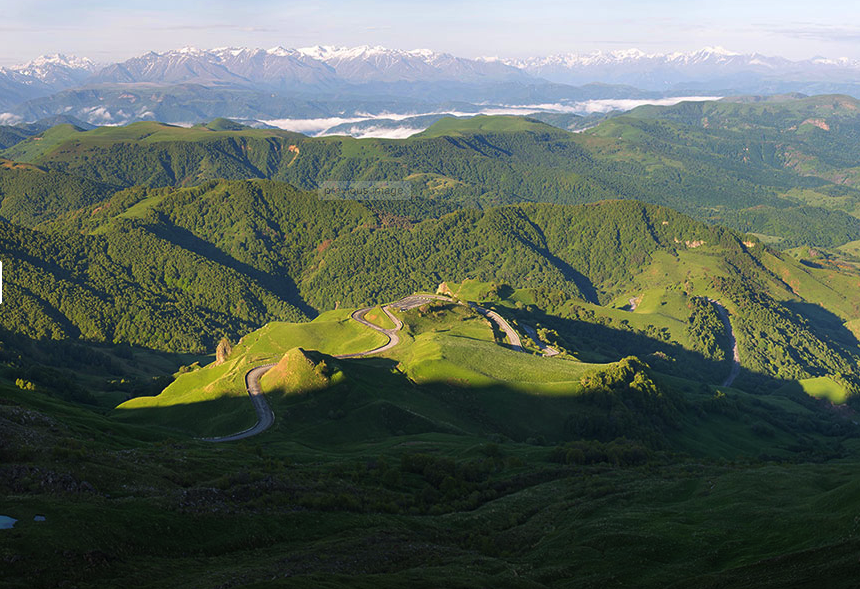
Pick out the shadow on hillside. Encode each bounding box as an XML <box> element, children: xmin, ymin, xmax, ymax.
<box><xmin>146</xmin><ymin>222</ymin><xmax>317</xmax><ymax>317</ymax></box>
<box><xmin>479</xmin><ymin>300</ymin><xmax>856</xmax><ymax>403</ymax></box>
<box><xmin>0</xmin><ymin>326</ymin><xmax>208</xmax><ymax>407</ymax></box>
<box><xmin>781</xmin><ymin>300</ymin><xmax>860</xmax><ymax>349</ymax></box>
<box><xmin>521</xmin><ymin>220</ymin><xmax>600</xmax><ymax>304</ymax></box>
<box><xmin>113</xmin><ymin>338</ymin><xmax>858</xmax><ymax>462</ymax></box>
<box><xmin>486</xmin><ymin>302</ymin><xmax>740</xmax><ymax>385</ymax></box>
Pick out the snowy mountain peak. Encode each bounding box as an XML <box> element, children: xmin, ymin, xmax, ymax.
<box><xmin>265</xmin><ymin>46</ymin><xmax>298</xmax><ymax>58</ymax></box>
<box><xmin>295</xmin><ymin>45</ymin><xmax>445</xmax><ymax>63</ymax></box>
<box><xmin>298</xmin><ymin>45</ymin><xmax>396</xmax><ymax>61</ymax></box>
<box><xmin>498</xmin><ymin>46</ymin><xmax>760</xmax><ymax>69</ymax></box>
<box><xmin>17</xmin><ymin>53</ymin><xmax>95</xmax><ymax>70</ymax></box>
<box><xmin>697</xmin><ymin>46</ymin><xmax>740</xmax><ymax>57</ymax></box>
<box><xmin>405</xmin><ymin>48</ymin><xmax>437</xmax><ymax>59</ymax></box>
<box><xmin>6</xmin><ymin>44</ymin><xmax>860</xmax><ymax>116</ymax></box>
<box><xmin>174</xmin><ymin>46</ymin><xmax>206</xmax><ymax>56</ymax></box>
<box><xmin>612</xmin><ymin>48</ymin><xmax>650</xmax><ymax>60</ymax></box>
<box><xmin>5</xmin><ymin>53</ymin><xmax>97</xmax><ymax>89</ymax></box>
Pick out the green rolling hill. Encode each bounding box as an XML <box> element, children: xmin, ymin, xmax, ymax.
<box><xmin>6</xmin><ymin>98</ymin><xmax>860</xmax><ymax>245</ymax></box>
<box><xmin>4</xmin><ymin>99</ymin><xmax>860</xmax><ymax>587</ymax></box>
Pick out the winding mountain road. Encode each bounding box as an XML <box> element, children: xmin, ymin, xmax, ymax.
<box><xmin>201</xmin><ymin>363</ymin><xmax>276</xmax><ymax>443</ymax></box>
<box><xmin>204</xmin><ymin>294</ymin><xmax>738</xmax><ymax>443</ymax></box>
<box><xmin>204</xmin><ymin>294</ymin><xmax>529</xmax><ymax>443</ymax></box>
<box><xmin>468</xmin><ymin>302</ymin><xmax>524</xmax><ymax>352</ymax></box>
<box><xmin>709</xmin><ymin>298</ymin><xmax>741</xmax><ymax>387</ymax></box>
<box><xmin>522</xmin><ymin>324</ymin><xmax>560</xmax><ymax>357</ymax></box>
<box><xmin>336</xmin><ymin>305</ymin><xmax>403</xmax><ymax>358</ymax></box>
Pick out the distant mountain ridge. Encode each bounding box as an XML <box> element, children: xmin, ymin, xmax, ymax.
<box><xmin>5</xmin><ymin>44</ymin><xmax>860</xmax><ymax>98</ymax></box>
<box><xmin>75</xmin><ymin>45</ymin><xmax>529</xmax><ymax>90</ymax></box>
<box><xmin>0</xmin><ymin>54</ymin><xmax>98</xmax><ymax>109</ymax></box>
<box><xmin>4</xmin><ymin>45</ymin><xmax>860</xmax><ymax>127</ymax></box>
<box><xmin>486</xmin><ymin>46</ymin><xmax>860</xmax><ymax>90</ymax></box>
<box><xmin>7</xmin><ymin>44</ymin><xmax>860</xmax><ymax>89</ymax></box>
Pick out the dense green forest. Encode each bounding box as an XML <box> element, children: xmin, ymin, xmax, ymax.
<box><xmin>0</xmin><ymin>160</ymin><xmax>117</xmax><ymax>226</ymax></box>
<box><xmin>6</xmin><ymin>96</ymin><xmax>860</xmax><ymax>246</ymax></box>
<box><xmin>0</xmin><ymin>209</ymin><xmax>305</xmax><ymax>351</ymax></box>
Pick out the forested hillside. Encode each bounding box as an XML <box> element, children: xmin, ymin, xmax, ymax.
<box><xmin>1</xmin><ymin>104</ymin><xmax>859</xmax><ymax>409</ymax></box>
<box><xmin>6</xmin><ymin>99</ymin><xmax>860</xmax><ymax>246</ymax></box>
<box><xmin>1</xmin><ymin>178</ymin><xmax>857</xmax><ymax>399</ymax></box>
<box><xmin>0</xmin><ymin>159</ymin><xmax>116</xmax><ymax>226</ymax></box>
<box><xmin>0</xmin><ymin>212</ymin><xmax>305</xmax><ymax>351</ymax></box>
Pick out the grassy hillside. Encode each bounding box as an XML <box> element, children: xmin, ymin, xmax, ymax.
<box><xmin>259</xmin><ymin>347</ymin><xmax>341</xmax><ymax>397</ymax></box>
<box><xmin>9</xmin><ymin>296</ymin><xmax>846</xmax><ymax>588</ymax></box>
<box><xmin>0</xmin><ymin>123</ymin><xmax>85</xmax><ymax>162</ymax></box>
<box><xmin>115</xmin><ymin>294</ymin><xmax>854</xmax><ymax>453</ymax></box>
<box><xmin>115</xmin><ymin>309</ymin><xmax>386</xmax><ymax>436</ymax></box>
<box><xmin>4</xmin><ymin>189</ymin><xmax>860</xmax><ymax>588</ymax></box>
<box><xmin>5</xmin><ymin>101</ymin><xmax>860</xmax><ymax>589</ymax></box>
<box><xmin>4</xmin><ymin>367</ymin><xmax>860</xmax><ymax>588</ymax></box>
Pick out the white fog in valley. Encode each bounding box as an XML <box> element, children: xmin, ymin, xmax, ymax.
<box><xmin>261</xmin><ymin>96</ymin><xmax>721</xmax><ymax>138</ymax></box>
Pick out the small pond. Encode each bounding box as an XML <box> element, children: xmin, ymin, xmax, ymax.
<box><xmin>0</xmin><ymin>515</ymin><xmax>17</xmax><ymax>529</ymax></box>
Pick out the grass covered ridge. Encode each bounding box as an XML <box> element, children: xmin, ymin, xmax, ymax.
<box><xmin>114</xmin><ymin>309</ymin><xmax>386</xmax><ymax>437</ymax></box>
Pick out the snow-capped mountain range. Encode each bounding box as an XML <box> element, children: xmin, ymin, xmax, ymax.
<box><xmin>0</xmin><ymin>54</ymin><xmax>96</xmax><ymax>89</ymax></box>
<box><xmin>6</xmin><ymin>44</ymin><xmax>860</xmax><ymax>95</ymax></box>
<box><xmin>483</xmin><ymin>46</ymin><xmax>860</xmax><ymax>89</ymax></box>
<box><xmin>82</xmin><ymin>45</ymin><xmax>528</xmax><ymax>88</ymax></box>
<box><xmin>4</xmin><ymin>45</ymin><xmax>860</xmax><ymax>127</ymax></box>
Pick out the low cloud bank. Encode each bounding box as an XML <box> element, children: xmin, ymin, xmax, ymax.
<box><xmin>261</xmin><ymin>96</ymin><xmax>720</xmax><ymax>137</ymax></box>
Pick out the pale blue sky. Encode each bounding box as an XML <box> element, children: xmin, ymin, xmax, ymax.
<box><xmin>1</xmin><ymin>0</ymin><xmax>859</xmax><ymax>66</ymax></box>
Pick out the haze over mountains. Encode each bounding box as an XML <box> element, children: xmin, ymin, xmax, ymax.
<box><xmin>492</xmin><ymin>46</ymin><xmax>860</xmax><ymax>91</ymax></box>
<box><xmin>4</xmin><ymin>45</ymin><xmax>860</xmax><ymax>134</ymax></box>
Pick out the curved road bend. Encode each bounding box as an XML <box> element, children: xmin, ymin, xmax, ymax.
<box><xmin>522</xmin><ymin>324</ymin><xmax>560</xmax><ymax>357</ymax></box>
<box><xmin>336</xmin><ymin>305</ymin><xmax>403</xmax><ymax>359</ymax></box>
<box><xmin>708</xmin><ymin>299</ymin><xmax>741</xmax><ymax>387</ymax></box>
<box><xmin>400</xmin><ymin>294</ymin><xmax>526</xmax><ymax>352</ymax></box>
<box><xmin>205</xmin><ymin>304</ymin><xmax>406</xmax><ymax>442</ymax></box>
<box><xmin>201</xmin><ymin>363</ymin><xmax>276</xmax><ymax>443</ymax></box>
<box><xmin>467</xmin><ymin>302</ymin><xmax>524</xmax><ymax>352</ymax></box>
<box><xmin>204</xmin><ymin>295</ymin><xmax>528</xmax><ymax>442</ymax></box>
<box><xmin>393</xmin><ymin>293</ymin><xmax>526</xmax><ymax>352</ymax></box>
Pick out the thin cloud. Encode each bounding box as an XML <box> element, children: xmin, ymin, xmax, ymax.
<box><xmin>155</xmin><ymin>24</ymin><xmax>278</xmax><ymax>32</ymax></box>
<box><xmin>0</xmin><ymin>113</ymin><xmax>24</xmax><ymax>125</ymax></box>
<box><xmin>766</xmin><ymin>24</ymin><xmax>860</xmax><ymax>43</ymax></box>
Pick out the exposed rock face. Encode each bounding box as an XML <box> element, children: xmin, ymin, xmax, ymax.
<box><xmin>215</xmin><ymin>337</ymin><xmax>233</xmax><ymax>365</ymax></box>
<box><xmin>436</xmin><ymin>282</ymin><xmax>453</xmax><ymax>296</ymax></box>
